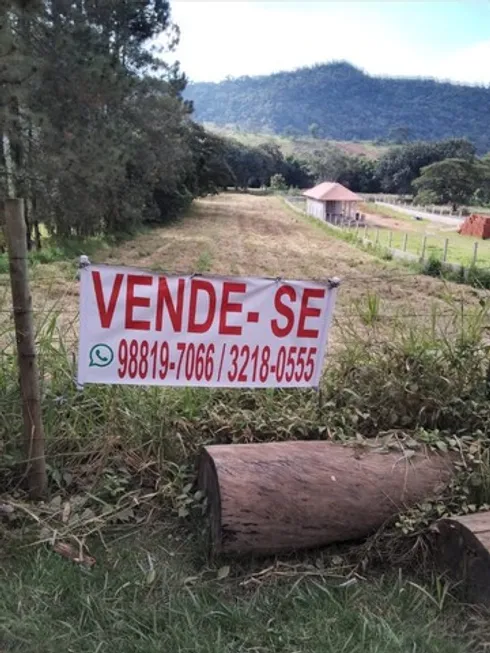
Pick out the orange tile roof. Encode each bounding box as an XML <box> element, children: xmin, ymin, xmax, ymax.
<box><xmin>303</xmin><ymin>182</ymin><xmax>360</xmax><ymax>202</ymax></box>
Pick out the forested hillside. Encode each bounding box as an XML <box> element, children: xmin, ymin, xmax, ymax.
<box><xmin>186</xmin><ymin>62</ymin><xmax>490</xmax><ymax>153</ymax></box>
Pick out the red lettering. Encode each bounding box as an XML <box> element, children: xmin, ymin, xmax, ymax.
<box><xmin>297</xmin><ymin>288</ymin><xmax>325</xmax><ymax>338</ymax></box>
<box><xmin>188</xmin><ymin>279</ymin><xmax>216</xmax><ymax>333</ymax></box>
<box><xmin>219</xmin><ymin>282</ymin><xmax>246</xmax><ymax>335</ymax></box>
<box><xmin>92</xmin><ymin>271</ymin><xmax>123</xmax><ymax>329</ymax></box>
<box><xmin>125</xmin><ymin>274</ymin><xmax>153</xmax><ymax>330</ymax></box>
<box><xmin>156</xmin><ymin>277</ymin><xmax>185</xmax><ymax>332</ymax></box>
<box><xmin>271</xmin><ymin>285</ymin><xmax>296</xmax><ymax>337</ymax></box>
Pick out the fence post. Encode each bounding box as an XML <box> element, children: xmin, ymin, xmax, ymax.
<box><xmin>420</xmin><ymin>235</ymin><xmax>427</xmax><ymax>261</ymax></box>
<box><xmin>473</xmin><ymin>241</ymin><xmax>479</xmax><ymax>267</ymax></box>
<box><xmin>403</xmin><ymin>233</ymin><xmax>408</xmax><ymax>252</ymax></box>
<box><xmin>3</xmin><ymin>199</ymin><xmax>47</xmax><ymax>499</ymax></box>
<box><xmin>388</xmin><ymin>231</ymin><xmax>393</xmax><ymax>248</ymax></box>
<box><xmin>443</xmin><ymin>238</ymin><xmax>449</xmax><ymax>263</ymax></box>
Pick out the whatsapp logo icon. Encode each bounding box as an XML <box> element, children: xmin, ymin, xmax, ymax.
<box><xmin>89</xmin><ymin>344</ymin><xmax>114</xmax><ymax>369</ymax></box>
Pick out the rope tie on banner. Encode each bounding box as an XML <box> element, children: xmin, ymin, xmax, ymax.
<box><xmin>77</xmin><ymin>254</ymin><xmax>91</xmax><ymax>279</ymax></box>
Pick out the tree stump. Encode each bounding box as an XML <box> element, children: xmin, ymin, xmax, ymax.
<box><xmin>198</xmin><ymin>441</ymin><xmax>453</xmax><ymax>556</ymax></box>
<box><xmin>431</xmin><ymin>512</ymin><xmax>490</xmax><ymax>604</ymax></box>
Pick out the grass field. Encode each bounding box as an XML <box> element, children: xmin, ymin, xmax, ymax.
<box><xmin>358</xmin><ymin>202</ymin><xmax>490</xmax><ymax>269</ymax></box>
<box><xmin>205</xmin><ymin>124</ymin><xmax>389</xmax><ymax>160</ymax></box>
<box><xmin>2</xmin><ymin>193</ymin><xmax>490</xmax><ymax>652</ymax></box>
<box><xmin>0</xmin><ymin>536</ymin><xmax>479</xmax><ymax>653</ymax></box>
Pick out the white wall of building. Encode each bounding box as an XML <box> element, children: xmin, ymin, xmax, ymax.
<box><xmin>306</xmin><ymin>198</ymin><xmax>359</xmax><ymax>221</ymax></box>
<box><xmin>306</xmin><ymin>198</ymin><xmax>325</xmax><ymax>220</ymax></box>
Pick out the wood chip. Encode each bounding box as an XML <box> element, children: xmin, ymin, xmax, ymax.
<box><xmin>52</xmin><ymin>541</ymin><xmax>96</xmax><ymax>567</ymax></box>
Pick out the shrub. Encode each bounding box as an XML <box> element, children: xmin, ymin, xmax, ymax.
<box><xmin>423</xmin><ymin>254</ymin><xmax>443</xmax><ymax>277</ymax></box>
<box><xmin>270</xmin><ymin>173</ymin><xmax>287</xmax><ymax>191</ymax></box>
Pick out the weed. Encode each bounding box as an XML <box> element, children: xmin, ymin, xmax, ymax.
<box><xmin>424</xmin><ymin>254</ymin><xmax>443</xmax><ymax>277</ymax></box>
<box><xmin>356</xmin><ymin>291</ymin><xmax>381</xmax><ymax>326</ymax></box>
<box><xmin>0</xmin><ymin>254</ymin><xmax>8</xmax><ymax>274</ymax></box>
<box><xmin>196</xmin><ymin>250</ymin><xmax>213</xmax><ymax>273</ymax></box>
<box><xmin>466</xmin><ymin>265</ymin><xmax>490</xmax><ymax>290</ymax></box>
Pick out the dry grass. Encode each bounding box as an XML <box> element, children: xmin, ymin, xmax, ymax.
<box><xmin>97</xmin><ymin>193</ymin><xmax>479</xmax><ymax>345</ymax></box>
<box><xmin>0</xmin><ymin>192</ymin><xmax>482</xmax><ymax>355</ymax></box>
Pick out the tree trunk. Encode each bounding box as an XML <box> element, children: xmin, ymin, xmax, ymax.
<box><xmin>33</xmin><ymin>220</ymin><xmax>41</xmax><ymax>250</ymax></box>
<box><xmin>198</xmin><ymin>441</ymin><xmax>453</xmax><ymax>556</ymax></box>
<box><xmin>431</xmin><ymin>512</ymin><xmax>490</xmax><ymax>604</ymax></box>
<box><xmin>24</xmin><ymin>197</ymin><xmax>32</xmax><ymax>251</ymax></box>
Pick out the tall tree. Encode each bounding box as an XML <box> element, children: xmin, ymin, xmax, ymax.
<box><xmin>413</xmin><ymin>158</ymin><xmax>480</xmax><ymax>210</ymax></box>
<box><xmin>375</xmin><ymin>139</ymin><xmax>476</xmax><ymax>194</ymax></box>
<box><xmin>0</xmin><ymin>0</ymin><xmax>210</xmax><ymax>242</ymax></box>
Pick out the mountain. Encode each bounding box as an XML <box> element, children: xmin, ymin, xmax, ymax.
<box><xmin>186</xmin><ymin>62</ymin><xmax>490</xmax><ymax>153</ymax></box>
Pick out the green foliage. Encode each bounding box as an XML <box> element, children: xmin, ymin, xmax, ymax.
<box><xmin>356</xmin><ymin>292</ymin><xmax>381</xmax><ymax>326</ymax></box>
<box><xmin>269</xmin><ymin>173</ymin><xmax>287</xmax><ymax>190</ymax></box>
<box><xmin>0</xmin><ymin>1</ymin><xmax>236</xmax><ymax>242</ymax></box>
<box><xmin>413</xmin><ymin>189</ymin><xmax>440</xmax><ymax>206</ymax></box>
<box><xmin>423</xmin><ymin>254</ymin><xmax>443</xmax><ymax>278</ymax></box>
<box><xmin>413</xmin><ymin>158</ymin><xmax>482</xmax><ymax>209</ymax></box>
<box><xmin>0</xmin><ymin>547</ymin><xmax>473</xmax><ymax>653</ymax></box>
<box><xmin>220</xmin><ymin>137</ymin><xmax>312</xmax><ymax>189</ymax></box>
<box><xmin>186</xmin><ymin>62</ymin><xmax>490</xmax><ymax>152</ymax></box>
<box><xmin>376</xmin><ymin>139</ymin><xmax>476</xmax><ymax>194</ymax></box>
<box><xmin>308</xmin><ymin>122</ymin><xmax>320</xmax><ymax>139</ymax></box>
<box><xmin>306</xmin><ymin>149</ymin><xmax>379</xmax><ymax>192</ymax></box>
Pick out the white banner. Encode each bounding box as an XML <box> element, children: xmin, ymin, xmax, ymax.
<box><xmin>77</xmin><ymin>264</ymin><xmax>338</xmax><ymax>388</ymax></box>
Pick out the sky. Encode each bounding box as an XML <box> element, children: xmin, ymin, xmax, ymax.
<box><xmin>163</xmin><ymin>1</ymin><xmax>490</xmax><ymax>86</ymax></box>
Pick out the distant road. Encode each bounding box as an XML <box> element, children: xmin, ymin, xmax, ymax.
<box><xmin>375</xmin><ymin>202</ymin><xmax>464</xmax><ymax>228</ymax></box>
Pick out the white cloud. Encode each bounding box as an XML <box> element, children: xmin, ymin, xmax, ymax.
<box><xmin>163</xmin><ymin>1</ymin><xmax>489</xmax><ymax>86</ymax></box>
<box><xmin>430</xmin><ymin>40</ymin><xmax>490</xmax><ymax>86</ymax></box>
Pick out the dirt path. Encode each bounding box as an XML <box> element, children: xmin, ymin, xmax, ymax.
<box><xmin>96</xmin><ymin>193</ymin><xmax>479</xmax><ymax>348</ymax></box>
<box><xmin>0</xmin><ymin>191</ymin><xmax>481</xmax><ymax>355</ymax></box>
<box><xmin>376</xmin><ymin>202</ymin><xmax>464</xmax><ymax>227</ymax></box>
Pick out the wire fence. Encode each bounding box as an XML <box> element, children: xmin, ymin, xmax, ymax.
<box><xmin>1</xmin><ymin>259</ymin><xmax>489</xmax><ymax>366</ymax></box>
<box><xmin>362</xmin><ymin>194</ymin><xmax>490</xmax><ymax>218</ymax></box>
<box><xmin>285</xmin><ymin>197</ymin><xmax>490</xmax><ymax>272</ymax></box>
<box><xmin>1</xmin><ymin>216</ymin><xmax>490</xmax><ymax>373</ymax></box>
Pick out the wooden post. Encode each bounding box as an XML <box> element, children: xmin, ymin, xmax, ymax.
<box><xmin>473</xmin><ymin>241</ymin><xmax>479</xmax><ymax>267</ymax></box>
<box><xmin>421</xmin><ymin>235</ymin><xmax>427</xmax><ymax>261</ymax></box>
<box><xmin>443</xmin><ymin>238</ymin><xmax>449</xmax><ymax>262</ymax></box>
<box><xmin>375</xmin><ymin>229</ymin><xmax>379</xmax><ymax>247</ymax></box>
<box><xmin>388</xmin><ymin>231</ymin><xmax>393</xmax><ymax>248</ymax></box>
<box><xmin>3</xmin><ymin>199</ymin><xmax>47</xmax><ymax>499</ymax></box>
<box><xmin>403</xmin><ymin>233</ymin><xmax>408</xmax><ymax>252</ymax></box>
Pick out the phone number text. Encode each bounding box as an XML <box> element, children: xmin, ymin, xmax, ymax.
<box><xmin>117</xmin><ymin>338</ymin><xmax>319</xmax><ymax>384</ymax></box>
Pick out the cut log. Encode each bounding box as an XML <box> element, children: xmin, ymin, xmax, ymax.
<box><xmin>431</xmin><ymin>512</ymin><xmax>490</xmax><ymax>604</ymax></box>
<box><xmin>198</xmin><ymin>441</ymin><xmax>453</xmax><ymax>556</ymax></box>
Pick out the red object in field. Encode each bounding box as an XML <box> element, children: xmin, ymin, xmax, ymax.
<box><xmin>458</xmin><ymin>214</ymin><xmax>490</xmax><ymax>240</ymax></box>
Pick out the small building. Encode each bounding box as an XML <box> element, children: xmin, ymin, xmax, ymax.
<box><xmin>303</xmin><ymin>182</ymin><xmax>361</xmax><ymax>223</ymax></box>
